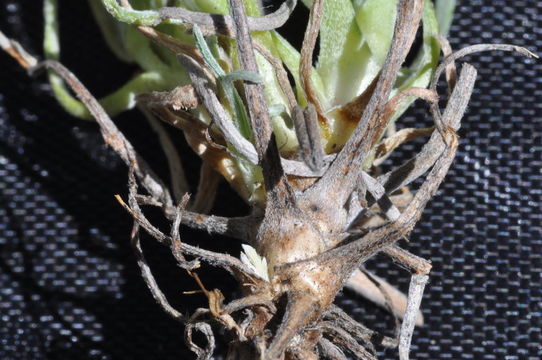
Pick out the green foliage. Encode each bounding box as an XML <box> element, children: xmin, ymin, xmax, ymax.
<box><xmin>44</xmin><ymin>0</ymin><xmax>453</xmax><ymax>202</ymax></box>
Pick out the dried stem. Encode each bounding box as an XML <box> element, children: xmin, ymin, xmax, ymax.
<box><xmin>324</xmin><ymin>305</ymin><xmax>398</xmax><ymax>349</ymax></box>
<box><xmin>293</xmin><ymin>104</ymin><xmax>325</xmax><ymax>171</ymax></box>
<box><xmin>311</xmin><ymin>0</ymin><xmax>425</xmax><ymax>206</ymax></box>
<box><xmin>30</xmin><ymin>59</ymin><xmax>174</xmax><ymax>208</ymax></box>
<box><xmin>228</xmin><ymin>0</ymin><xmax>291</xmax><ymax>203</ymax></box>
<box><xmin>253</xmin><ymin>42</ymin><xmax>297</xmax><ymax>112</ymax></box>
<box><xmin>373</xmin><ymin>127</ymin><xmax>434</xmax><ymax>167</ymax></box>
<box><xmin>378</xmin><ymin>63</ymin><xmax>478</xmax><ymax>195</ymax></box>
<box><xmin>436</xmin><ymin>34</ymin><xmax>457</xmax><ymax>93</ymax></box>
<box><xmin>130</xmin><ymin>222</ymin><xmax>188</xmax><ymax>323</ymax></box>
<box><xmin>345</xmin><ymin>269</ymin><xmax>424</xmax><ymax>326</ymax></box>
<box><xmin>319</xmin><ymin>321</ymin><xmax>377</xmax><ymax>360</ymax></box>
<box><xmin>399</xmin><ymin>274</ymin><xmax>429</xmax><ymax>360</ymax></box>
<box><xmin>154</xmin><ymin>0</ymin><xmax>297</xmax><ymax>36</ymax></box>
<box><xmin>0</xmin><ymin>30</ymin><xmax>37</xmax><ymax>69</ymax></box>
<box><xmin>300</xmin><ymin>0</ymin><xmax>325</xmax><ymax>119</ymax></box>
<box><xmin>317</xmin><ymin>338</ymin><xmax>347</xmax><ymax>360</ymax></box>
<box><xmin>191</xmin><ymin>162</ymin><xmax>220</xmax><ymax>214</ymax></box>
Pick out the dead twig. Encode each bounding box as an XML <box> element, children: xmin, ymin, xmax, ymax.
<box><xmin>116</xmin><ymin>175</ymin><xmax>261</xmax><ymax>283</ymax></box>
<box><xmin>373</xmin><ymin>127</ymin><xmax>434</xmax><ymax>167</ymax></box>
<box><xmin>156</xmin><ymin>0</ymin><xmax>297</xmax><ymax>36</ymax></box>
<box><xmin>310</xmin><ymin>0</ymin><xmax>425</xmax><ymax>208</ymax></box>
<box><xmin>345</xmin><ymin>269</ymin><xmax>424</xmax><ymax>327</ymax></box>
<box><xmin>228</xmin><ymin>0</ymin><xmax>291</xmax><ymax>204</ymax></box>
<box><xmin>318</xmin><ymin>321</ymin><xmax>377</xmax><ymax>360</ymax></box>
<box><xmin>300</xmin><ymin>0</ymin><xmax>325</xmax><ymax>120</ymax></box>
<box><xmin>29</xmin><ymin>59</ymin><xmax>174</xmax><ymax>208</ymax></box>
<box><xmin>398</xmin><ymin>274</ymin><xmax>429</xmax><ymax>360</ymax></box>
<box><xmin>378</xmin><ymin>63</ymin><xmax>478</xmax><ymax>195</ymax></box>
<box><xmin>191</xmin><ymin>162</ymin><xmax>221</xmax><ymax>214</ymax></box>
<box><xmin>185</xmin><ymin>321</ymin><xmax>215</xmax><ymax>360</ymax></box>
<box><xmin>383</xmin><ymin>245</ymin><xmax>432</xmax><ymax>275</ymax></box>
<box><xmin>436</xmin><ymin>34</ymin><xmax>457</xmax><ymax>93</ymax></box>
<box><xmin>253</xmin><ymin>42</ymin><xmax>298</xmax><ymax>112</ymax></box>
<box><xmin>0</xmin><ymin>30</ymin><xmax>37</xmax><ymax>69</ymax></box>
<box><xmin>292</xmin><ymin>104</ymin><xmax>325</xmax><ymax>171</ymax></box>
<box><xmin>130</xmin><ymin>222</ymin><xmax>188</xmax><ymax>323</ymax></box>
<box><xmin>324</xmin><ymin>305</ymin><xmax>397</xmax><ymax>349</ymax></box>
<box><xmin>317</xmin><ymin>338</ymin><xmax>347</xmax><ymax>360</ymax></box>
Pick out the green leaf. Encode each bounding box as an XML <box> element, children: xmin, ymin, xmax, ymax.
<box><xmin>396</xmin><ymin>1</ymin><xmax>440</xmax><ymax>91</ymax></box>
<box><xmin>221</xmin><ymin>70</ymin><xmax>263</xmax><ymax>84</ymax></box>
<box><xmin>268</xmin><ymin>104</ymin><xmax>287</xmax><ymax>118</ymax></box>
<box><xmin>48</xmin><ymin>71</ymin><xmax>175</xmax><ymax>119</ymax></box>
<box><xmin>232</xmin><ymin>153</ymin><xmax>264</xmax><ymax>205</ymax></box>
<box><xmin>129</xmin><ymin>0</ymin><xmax>167</xmax><ymax>10</ymax></box>
<box><xmin>271</xmin><ymin>32</ymin><xmax>306</xmax><ymax>105</ymax></box>
<box><xmin>45</xmin><ymin>0</ymin><xmax>179</xmax><ymax>119</ymax></box>
<box><xmin>389</xmin><ymin>1</ymin><xmax>441</xmax><ymax>125</ymax></box>
<box><xmin>124</xmin><ymin>25</ymin><xmax>171</xmax><ymax>73</ymax></box>
<box><xmin>271</xmin><ymin>32</ymin><xmax>324</xmax><ymax>108</ymax></box>
<box><xmin>435</xmin><ymin>0</ymin><xmax>456</xmax><ymax>35</ymax></box>
<box><xmin>253</xmin><ymin>34</ymin><xmax>299</xmax><ymax>152</ymax></box>
<box><xmin>101</xmin><ymin>0</ymin><xmax>160</xmax><ymax>26</ymax></box>
<box><xmin>193</xmin><ymin>25</ymin><xmax>254</xmax><ymax>140</ymax></box>
<box><xmin>354</xmin><ymin>0</ymin><xmax>398</xmax><ymax>65</ymax></box>
<box><xmin>87</xmin><ymin>0</ymin><xmax>132</xmax><ymax>62</ymax></box>
<box><xmin>242</xmin><ymin>0</ymin><xmax>262</xmax><ymax>17</ymax></box>
<box><xmin>43</xmin><ymin>0</ymin><xmax>60</xmax><ymax>60</ymax></box>
<box><xmin>193</xmin><ymin>25</ymin><xmax>226</xmax><ymax>76</ymax></box>
<box><xmin>191</xmin><ymin>0</ymin><xmax>229</xmax><ymax>13</ymax></box>
<box><xmin>316</xmin><ymin>0</ymin><xmax>358</xmax><ymax>107</ymax></box>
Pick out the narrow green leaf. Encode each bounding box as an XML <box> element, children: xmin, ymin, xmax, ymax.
<box><xmin>271</xmin><ymin>32</ymin><xmax>325</xmax><ymax>107</ymax></box>
<box><xmin>389</xmin><ymin>1</ymin><xmax>441</xmax><ymax>126</ymax></box>
<box><xmin>101</xmin><ymin>0</ymin><xmax>160</xmax><ymax>25</ymax></box>
<box><xmin>190</xmin><ymin>0</ymin><xmax>229</xmax><ymax>13</ymax></box>
<box><xmin>435</xmin><ymin>0</ymin><xmax>456</xmax><ymax>35</ymax></box>
<box><xmin>43</xmin><ymin>0</ymin><xmax>60</xmax><ymax>60</ymax></box>
<box><xmin>193</xmin><ymin>25</ymin><xmax>254</xmax><ymax>139</ymax></box>
<box><xmin>48</xmin><ymin>71</ymin><xmax>175</xmax><ymax>119</ymax></box>
<box><xmin>242</xmin><ymin>0</ymin><xmax>262</xmax><ymax>17</ymax></box>
<box><xmin>252</xmin><ymin>32</ymin><xmax>300</xmax><ymax>153</ymax></box>
<box><xmin>396</xmin><ymin>1</ymin><xmax>440</xmax><ymax>91</ymax></box>
<box><xmin>354</xmin><ymin>0</ymin><xmax>398</xmax><ymax>65</ymax></box>
<box><xmin>45</xmin><ymin>0</ymin><xmax>178</xmax><ymax>119</ymax></box>
<box><xmin>124</xmin><ymin>25</ymin><xmax>171</xmax><ymax>73</ymax></box>
<box><xmin>221</xmin><ymin>70</ymin><xmax>263</xmax><ymax>84</ymax></box>
<box><xmin>316</xmin><ymin>0</ymin><xmax>357</xmax><ymax>106</ymax></box>
<box><xmin>268</xmin><ymin>104</ymin><xmax>287</xmax><ymax>118</ymax></box>
<box><xmin>193</xmin><ymin>25</ymin><xmax>226</xmax><ymax>76</ymax></box>
<box><xmin>87</xmin><ymin>0</ymin><xmax>132</xmax><ymax>62</ymax></box>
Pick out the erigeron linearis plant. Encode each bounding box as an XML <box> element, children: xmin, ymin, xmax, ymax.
<box><xmin>0</xmin><ymin>0</ymin><xmax>536</xmax><ymax>359</ymax></box>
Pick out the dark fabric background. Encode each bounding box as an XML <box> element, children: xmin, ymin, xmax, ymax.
<box><xmin>0</xmin><ymin>1</ymin><xmax>540</xmax><ymax>359</ymax></box>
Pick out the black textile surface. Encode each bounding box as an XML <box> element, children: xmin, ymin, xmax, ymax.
<box><xmin>0</xmin><ymin>1</ymin><xmax>540</xmax><ymax>359</ymax></box>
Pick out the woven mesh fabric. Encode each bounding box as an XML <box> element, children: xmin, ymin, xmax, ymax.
<box><xmin>0</xmin><ymin>1</ymin><xmax>540</xmax><ymax>359</ymax></box>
